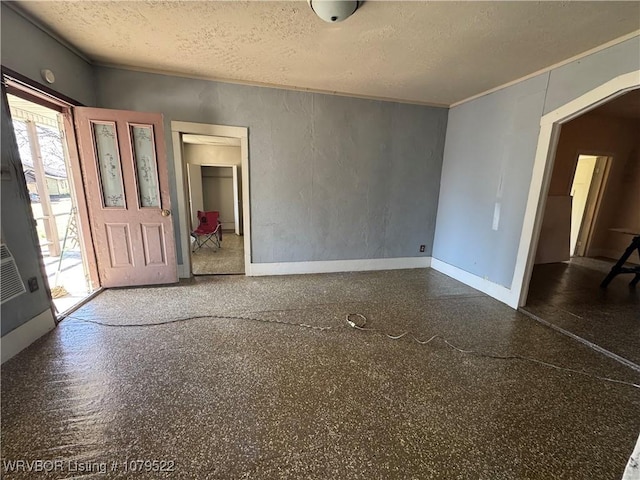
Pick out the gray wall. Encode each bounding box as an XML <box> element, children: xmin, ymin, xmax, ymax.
<box><xmin>1</xmin><ymin>4</ymin><xmax>95</xmax><ymax>336</ymax></box>
<box><xmin>94</xmin><ymin>67</ymin><xmax>448</xmax><ymax>264</ymax></box>
<box><xmin>433</xmin><ymin>36</ymin><xmax>640</xmax><ymax>288</ymax></box>
<box><xmin>0</xmin><ymin>4</ymin><xmax>96</xmax><ymax>106</ymax></box>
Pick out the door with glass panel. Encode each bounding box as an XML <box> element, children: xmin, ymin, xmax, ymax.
<box><xmin>74</xmin><ymin>108</ymin><xmax>177</xmax><ymax>287</ymax></box>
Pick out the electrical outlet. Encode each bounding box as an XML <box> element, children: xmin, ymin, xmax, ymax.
<box><xmin>28</xmin><ymin>277</ymin><xmax>39</xmax><ymax>292</ymax></box>
<box><xmin>419</xmin><ymin>245</ymin><xmax>425</xmax><ymax>253</ymax></box>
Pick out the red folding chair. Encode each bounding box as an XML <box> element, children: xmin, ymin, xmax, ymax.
<box><xmin>191</xmin><ymin>211</ymin><xmax>222</xmax><ymax>252</ymax></box>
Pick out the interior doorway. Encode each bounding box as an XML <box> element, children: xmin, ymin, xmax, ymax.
<box><xmin>6</xmin><ymin>93</ymin><xmax>95</xmax><ymax>314</ymax></box>
<box><xmin>569</xmin><ymin>155</ymin><xmax>597</xmax><ymax>255</ymax></box>
<box><xmin>186</xmin><ymin>149</ymin><xmax>244</xmax><ymax>275</ymax></box>
<box><xmin>570</xmin><ymin>155</ymin><xmax>611</xmax><ymax>257</ymax></box>
<box><xmin>521</xmin><ymin>88</ymin><xmax>640</xmax><ymax>370</ymax></box>
<box><xmin>187</xmin><ymin>163</ymin><xmax>241</xmax><ymax>235</ymax></box>
<box><xmin>171</xmin><ymin>122</ymin><xmax>251</xmax><ymax>277</ymax></box>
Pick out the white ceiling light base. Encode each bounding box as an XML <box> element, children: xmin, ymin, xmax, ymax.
<box><xmin>40</xmin><ymin>69</ymin><xmax>56</xmax><ymax>84</ymax></box>
<box><xmin>309</xmin><ymin>1</ymin><xmax>359</xmax><ymax>23</ymax></box>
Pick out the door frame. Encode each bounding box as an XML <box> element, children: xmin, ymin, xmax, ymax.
<box><xmin>513</xmin><ymin>71</ymin><xmax>640</xmax><ymax>308</ymax></box>
<box><xmin>2</xmin><ymin>71</ymin><xmax>101</xmax><ymax>308</ymax></box>
<box><xmin>573</xmin><ymin>154</ymin><xmax>613</xmax><ymax>257</ymax></box>
<box><xmin>171</xmin><ymin>121</ymin><xmax>251</xmax><ymax>277</ymax></box>
<box><xmin>186</xmin><ymin>163</ymin><xmax>241</xmax><ymax>234</ymax></box>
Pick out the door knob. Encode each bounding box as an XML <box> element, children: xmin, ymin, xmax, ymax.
<box><xmin>161</xmin><ymin>209</ymin><xmax>171</xmax><ymax>217</ymax></box>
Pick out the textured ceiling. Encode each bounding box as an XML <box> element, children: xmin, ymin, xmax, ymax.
<box><xmin>15</xmin><ymin>1</ymin><xmax>640</xmax><ymax>105</ymax></box>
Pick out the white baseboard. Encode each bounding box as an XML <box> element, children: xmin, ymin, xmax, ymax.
<box><xmin>249</xmin><ymin>256</ymin><xmax>431</xmax><ymax>276</ymax></box>
<box><xmin>1</xmin><ymin>309</ymin><xmax>56</xmax><ymax>364</ymax></box>
<box><xmin>430</xmin><ymin>258</ymin><xmax>517</xmax><ymax>308</ymax></box>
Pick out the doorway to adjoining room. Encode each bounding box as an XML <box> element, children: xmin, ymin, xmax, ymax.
<box><xmin>184</xmin><ymin>134</ymin><xmax>245</xmax><ymax>275</ymax></box>
<box><xmin>522</xmin><ymin>88</ymin><xmax>640</xmax><ymax>368</ymax></box>
<box><xmin>569</xmin><ymin>154</ymin><xmax>611</xmax><ymax>258</ymax></box>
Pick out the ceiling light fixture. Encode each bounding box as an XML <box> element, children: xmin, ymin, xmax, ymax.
<box><xmin>308</xmin><ymin>1</ymin><xmax>360</xmax><ymax>23</ymax></box>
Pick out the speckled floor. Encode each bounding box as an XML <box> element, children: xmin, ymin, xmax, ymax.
<box><xmin>191</xmin><ymin>233</ymin><xmax>244</xmax><ymax>275</ymax></box>
<box><xmin>2</xmin><ymin>269</ymin><xmax>639</xmax><ymax>479</ymax></box>
<box><xmin>523</xmin><ymin>257</ymin><xmax>640</xmax><ymax>366</ymax></box>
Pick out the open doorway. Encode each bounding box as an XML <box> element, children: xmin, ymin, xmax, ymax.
<box><xmin>172</xmin><ymin>122</ymin><xmax>251</xmax><ymax>278</ymax></box>
<box><xmin>521</xmin><ymin>88</ymin><xmax>640</xmax><ymax>369</ymax></box>
<box><xmin>6</xmin><ymin>93</ymin><xmax>96</xmax><ymax>314</ymax></box>
<box><xmin>569</xmin><ymin>155</ymin><xmax>611</xmax><ymax>257</ymax></box>
<box><xmin>185</xmin><ymin>135</ymin><xmax>244</xmax><ymax>275</ymax></box>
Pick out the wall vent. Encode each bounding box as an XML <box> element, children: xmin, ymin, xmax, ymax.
<box><xmin>1</xmin><ymin>244</ymin><xmax>26</xmax><ymax>304</ymax></box>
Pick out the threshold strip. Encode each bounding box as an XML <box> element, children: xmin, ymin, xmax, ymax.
<box><xmin>519</xmin><ymin>308</ymin><xmax>640</xmax><ymax>373</ymax></box>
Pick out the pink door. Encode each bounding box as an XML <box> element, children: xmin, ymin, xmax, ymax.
<box><xmin>74</xmin><ymin>107</ymin><xmax>177</xmax><ymax>287</ymax></box>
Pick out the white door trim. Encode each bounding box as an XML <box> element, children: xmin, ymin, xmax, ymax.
<box><xmin>171</xmin><ymin>121</ymin><xmax>251</xmax><ymax>277</ymax></box>
<box><xmin>232</xmin><ymin>165</ymin><xmax>241</xmax><ymax>235</ymax></box>
<box><xmin>512</xmin><ymin>70</ymin><xmax>640</xmax><ymax>308</ymax></box>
